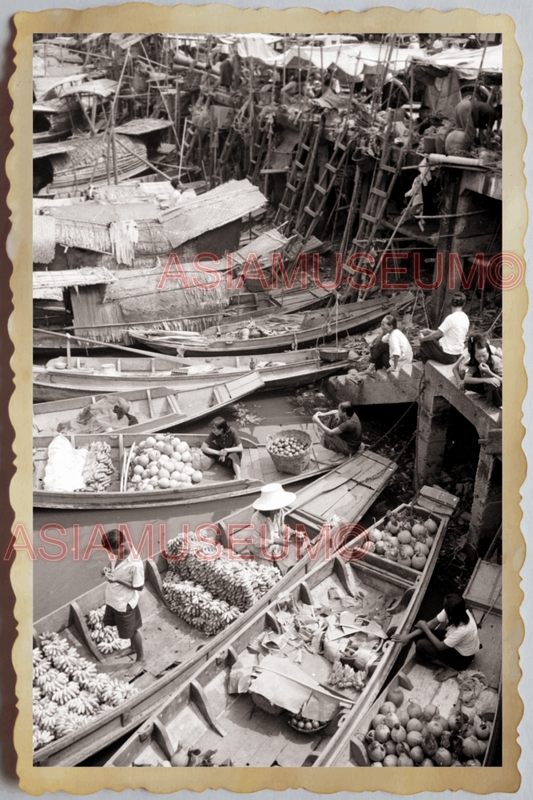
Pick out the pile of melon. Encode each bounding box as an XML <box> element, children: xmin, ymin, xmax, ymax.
<box><xmin>126</xmin><ymin>434</ymin><xmax>203</xmax><ymax>493</ymax></box>
<box><xmin>363</xmin><ymin>686</ymin><xmax>492</xmax><ymax>767</ymax></box>
<box><xmin>367</xmin><ymin>510</ymin><xmax>438</xmax><ymax>571</ymax></box>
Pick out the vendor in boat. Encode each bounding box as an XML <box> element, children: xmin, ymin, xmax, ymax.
<box><xmin>419</xmin><ymin>292</ymin><xmax>469</xmax><ymax>365</ymax></box>
<box><xmin>367</xmin><ymin>314</ymin><xmax>413</xmax><ymax>374</ymax></box>
<box><xmin>201</xmin><ymin>416</ymin><xmax>243</xmax><ymax>480</ymax></box>
<box><xmin>391</xmin><ymin>593</ymin><xmax>481</xmax><ymax>682</ymax></box>
<box><xmin>112</xmin><ymin>397</ymin><xmax>139</xmax><ymax>427</ymax></box>
<box><xmin>313</xmin><ymin>401</ymin><xmax>362</xmax><ymax>455</ymax></box>
<box><xmin>233</xmin><ymin>483</ymin><xmax>298</xmax><ymax>573</ymax></box>
<box><xmin>101</xmin><ymin>529</ymin><xmax>146</xmax><ymax>675</ymax></box>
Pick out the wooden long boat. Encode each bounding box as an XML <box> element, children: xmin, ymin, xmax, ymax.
<box><xmin>318</xmin><ymin>557</ymin><xmax>501</xmax><ymax>767</ymax></box>
<box><xmin>32</xmin><ymin>456</ymin><xmax>398</xmax><ymax>767</ymax></box>
<box><xmin>33</xmin><ymin>348</ymin><xmax>353</xmax><ymax>401</ymax></box>
<box><xmin>157</xmin><ymin>293</ymin><xmax>415</xmax><ymax>357</ymax></box>
<box><xmin>104</xmin><ymin>486</ymin><xmax>458</xmax><ymax>769</ymax></box>
<box><xmin>33</xmin><ymin>288</ymin><xmax>330</xmax><ymax>358</ymax></box>
<box><xmin>32</xmin><ymin>372</ymin><xmax>264</xmax><ymax>438</ymax></box>
<box><xmin>33</xmin><ymin>424</ymin><xmax>357</xmax><ymax>510</ymax></box>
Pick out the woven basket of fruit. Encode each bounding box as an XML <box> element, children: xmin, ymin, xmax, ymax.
<box><xmin>287</xmin><ymin>713</ymin><xmax>329</xmax><ymax>733</ymax></box>
<box><xmin>266</xmin><ymin>429</ymin><xmax>312</xmax><ymax>475</ymax></box>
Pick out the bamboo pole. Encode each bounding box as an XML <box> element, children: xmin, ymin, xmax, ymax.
<box><xmin>113</xmin><ymin>135</ymin><xmax>175</xmax><ymax>181</ymax></box>
<box><xmin>140</xmin><ymin>40</ymin><xmax>180</xmax><ymax>151</ymax></box>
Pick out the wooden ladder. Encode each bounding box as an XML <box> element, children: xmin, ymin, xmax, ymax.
<box><xmin>342</xmin><ymin>129</ymin><xmax>407</xmax><ymax>300</ymax></box>
<box><xmin>296</xmin><ymin>126</ymin><xmax>352</xmax><ymax>241</ymax></box>
<box><xmin>246</xmin><ymin>124</ymin><xmax>269</xmax><ymax>182</ymax></box>
<box><xmin>217</xmin><ymin>126</ymin><xmax>239</xmax><ymax>183</ymax></box>
<box><xmin>273</xmin><ymin>118</ymin><xmax>316</xmax><ymax>226</ymax></box>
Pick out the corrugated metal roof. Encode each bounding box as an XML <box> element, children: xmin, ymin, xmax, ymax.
<box><xmin>33</xmin><ymin>267</ymin><xmax>117</xmax><ymax>296</ymax></box>
<box><xmin>114</xmin><ymin>118</ymin><xmax>174</xmax><ymax>135</ymax></box>
<box><xmin>33</xmin><ymin>141</ymin><xmax>77</xmax><ymax>159</ymax></box>
<box><xmin>160</xmin><ymin>180</ymin><xmax>267</xmax><ymax>249</ymax></box>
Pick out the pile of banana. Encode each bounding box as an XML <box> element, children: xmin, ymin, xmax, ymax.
<box><xmin>166</xmin><ymin>536</ymin><xmax>280</xmax><ymax>613</ymax></box>
<box><xmin>86</xmin><ymin>606</ymin><xmax>130</xmax><ymax>654</ymax></box>
<box><xmin>80</xmin><ymin>441</ymin><xmax>115</xmax><ymax>492</ymax></box>
<box><xmin>162</xmin><ymin>578</ymin><xmax>242</xmax><ymax>635</ymax></box>
<box><xmin>33</xmin><ymin>631</ymin><xmax>139</xmax><ymax>751</ymax></box>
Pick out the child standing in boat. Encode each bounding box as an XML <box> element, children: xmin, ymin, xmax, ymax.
<box><xmin>101</xmin><ymin>529</ymin><xmax>145</xmax><ymax>675</ymax></box>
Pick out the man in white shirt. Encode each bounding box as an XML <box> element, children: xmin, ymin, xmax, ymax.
<box><xmin>102</xmin><ymin>529</ymin><xmax>145</xmax><ymax>674</ymax></box>
<box><xmin>419</xmin><ymin>292</ymin><xmax>469</xmax><ymax>365</ymax></box>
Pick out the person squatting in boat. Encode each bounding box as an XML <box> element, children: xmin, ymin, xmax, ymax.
<box><xmin>391</xmin><ymin>593</ymin><xmax>481</xmax><ymax>682</ymax></box>
<box><xmin>313</xmin><ymin>401</ymin><xmax>362</xmax><ymax>455</ymax></box>
<box><xmin>201</xmin><ymin>415</ymin><xmax>244</xmax><ymax>479</ymax></box>
<box><xmin>101</xmin><ymin>528</ymin><xmax>146</xmax><ymax>675</ymax></box>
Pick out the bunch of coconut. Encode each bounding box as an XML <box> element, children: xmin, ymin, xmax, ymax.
<box><xmin>363</xmin><ymin>685</ymin><xmax>492</xmax><ymax>767</ymax></box>
<box><xmin>367</xmin><ymin>511</ymin><xmax>438</xmax><ymax>571</ymax></box>
<box><xmin>126</xmin><ymin>434</ymin><xmax>203</xmax><ymax>492</ymax></box>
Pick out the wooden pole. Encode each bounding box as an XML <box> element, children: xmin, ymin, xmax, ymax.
<box><xmin>140</xmin><ymin>39</ymin><xmax>180</xmax><ymax>150</ymax></box>
<box><xmin>113</xmin><ymin>135</ymin><xmax>175</xmax><ymax>181</ymax></box>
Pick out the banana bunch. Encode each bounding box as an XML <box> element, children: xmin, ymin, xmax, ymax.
<box><xmin>52</xmin><ymin>647</ymin><xmax>82</xmax><ymax>676</ymax></box>
<box><xmin>82</xmin><ymin>441</ymin><xmax>115</xmax><ymax>492</ymax></box>
<box><xmin>163</xmin><ymin>578</ymin><xmax>242</xmax><ymax>635</ymax></box>
<box><xmin>33</xmin><ymin>726</ymin><xmax>55</xmax><ymax>750</ymax></box>
<box><xmin>33</xmin><ymin>648</ymin><xmax>43</xmax><ymax>667</ymax></box>
<box><xmin>33</xmin><ymin>658</ymin><xmax>52</xmax><ymax>682</ymax></box>
<box><xmin>67</xmin><ymin>690</ymin><xmax>101</xmax><ymax>716</ymax></box>
<box><xmin>70</xmin><ymin>660</ymin><xmax>98</xmax><ymax>689</ymax></box>
<box><xmin>40</xmin><ymin>668</ymin><xmax>68</xmax><ymax>697</ymax></box>
<box><xmin>86</xmin><ymin>606</ymin><xmax>128</xmax><ymax>654</ymax></box>
<box><xmin>33</xmin><ymin>687</ymin><xmax>43</xmax><ymax>703</ymax></box>
<box><xmin>38</xmin><ymin>700</ymin><xmax>60</xmax><ymax>732</ymax></box>
<box><xmin>42</xmin><ymin>634</ymin><xmax>70</xmax><ymax>660</ymax></box>
<box><xmin>51</xmin><ymin>680</ymin><xmax>80</xmax><ymax>705</ymax></box>
<box><xmin>54</xmin><ymin>709</ymin><xmax>87</xmax><ymax>738</ymax></box>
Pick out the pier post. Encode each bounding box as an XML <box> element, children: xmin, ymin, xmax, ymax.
<box><xmin>415</xmin><ymin>384</ymin><xmax>450</xmax><ymax>490</ymax></box>
<box><xmin>467</xmin><ymin>445</ymin><xmax>502</xmax><ymax>554</ymax></box>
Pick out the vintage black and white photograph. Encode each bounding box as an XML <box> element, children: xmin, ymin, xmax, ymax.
<box><xmin>22</xmin><ymin>22</ymin><xmax>516</xmax><ymax>789</ymax></box>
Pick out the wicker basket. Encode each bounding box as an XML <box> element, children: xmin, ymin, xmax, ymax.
<box><xmin>266</xmin><ymin>429</ymin><xmax>312</xmax><ymax>475</ymax></box>
<box><xmin>318</xmin><ymin>346</ymin><xmax>349</xmax><ymax>362</ymax></box>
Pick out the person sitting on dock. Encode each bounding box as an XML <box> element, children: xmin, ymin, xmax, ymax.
<box><xmin>313</xmin><ymin>401</ymin><xmax>362</xmax><ymax>455</ymax></box>
<box><xmin>101</xmin><ymin>529</ymin><xmax>145</xmax><ymax>676</ymax></box>
<box><xmin>454</xmin><ymin>333</ymin><xmax>502</xmax><ymax>408</ymax></box>
<box><xmin>419</xmin><ymin>292</ymin><xmax>469</xmax><ymax>365</ymax></box>
<box><xmin>368</xmin><ymin>314</ymin><xmax>413</xmax><ymax>375</ymax></box>
<box><xmin>201</xmin><ymin>415</ymin><xmax>243</xmax><ymax>479</ymax></box>
<box><xmin>391</xmin><ymin>593</ymin><xmax>481</xmax><ymax>682</ymax></box>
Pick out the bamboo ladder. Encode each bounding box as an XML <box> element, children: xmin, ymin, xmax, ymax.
<box><xmin>341</xmin><ymin>124</ymin><xmax>407</xmax><ymax>301</ymax></box>
<box><xmin>296</xmin><ymin>124</ymin><xmax>353</xmax><ymax>242</ymax></box>
<box><xmin>273</xmin><ymin>118</ymin><xmax>316</xmax><ymax>227</ymax></box>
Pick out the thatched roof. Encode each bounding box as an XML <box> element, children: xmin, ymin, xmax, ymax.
<box><xmin>33</xmin><ymin>141</ymin><xmax>76</xmax><ymax>159</ymax></box>
<box><xmin>103</xmin><ymin>265</ymin><xmax>229</xmax><ymax>332</ymax></box>
<box><xmin>42</xmin><ymin>133</ymin><xmax>148</xmax><ymax>192</ymax></box>
<box><xmin>33</xmin><ymin>267</ymin><xmax>117</xmax><ymax>298</ymax></box>
<box><xmin>114</xmin><ymin>119</ymin><xmax>173</xmax><ymax>135</ymax></box>
<box><xmin>45</xmin><ymin>200</ymin><xmax>160</xmax><ymax>224</ymax></box>
<box><xmin>160</xmin><ymin>180</ymin><xmax>267</xmax><ymax>249</ymax></box>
